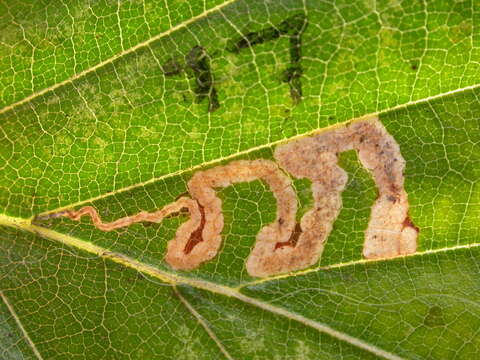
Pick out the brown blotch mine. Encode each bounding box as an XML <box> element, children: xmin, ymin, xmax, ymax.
<box><xmin>403</xmin><ymin>215</ymin><xmax>419</xmax><ymax>232</ymax></box>
<box><xmin>58</xmin><ymin>116</ymin><xmax>418</xmax><ymax>277</ymax></box>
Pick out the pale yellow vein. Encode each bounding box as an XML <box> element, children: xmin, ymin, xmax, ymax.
<box><xmin>0</xmin><ymin>214</ymin><xmax>407</xmax><ymax>359</ymax></box>
<box><xmin>174</xmin><ymin>286</ymin><xmax>236</xmax><ymax>360</ymax></box>
<box><xmin>0</xmin><ymin>0</ymin><xmax>238</xmax><ymax>116</ymax></box>
<box><xmin>1</xmin><ymin>292</ymin><xmax>44</xmax><ymax>360</ymax></box>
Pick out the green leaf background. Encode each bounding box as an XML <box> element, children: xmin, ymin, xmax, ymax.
<box><xmin>1</xmin><ymin>0</ymin><xmax>479</xmax><ymax>358</ymax></box>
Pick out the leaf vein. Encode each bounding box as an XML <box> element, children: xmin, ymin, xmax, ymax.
<box><xmin>174</xmin><ymin>286</ymin><xmax>236</xmax><ymax>360</ymax></box>
<box><xmin>0</xmin><ymin>0</ymin><xmax>238</xmax><ymax>116</ymax></box>
<box><xmin>1</xmin><ymin>215</ymin><xmax>407</xmax><ymax>359</ymax></box>
<box><xmin>29</xmin><ymin>82</ymin><xmax>480</xmax><ymax>219</ymax></box>
<box><xmin>0</xmin><ymin>291</ymin><xmax>44</xmax><ymax>360</ymax></box>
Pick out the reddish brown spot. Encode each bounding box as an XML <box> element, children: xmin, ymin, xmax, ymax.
<box><xmin>402</xmin><ymin>215</ymin><xmax>419</xmax><ymax>233</ymax></box>
<box><xmin>389</xmin><ymin>183</ymin><xmax>400</xmax><ymax>194</ymax></box>
<box><xmin>387</xmin><ymin>195</ymin><xmax>398</xmax><ymax>203</ymax></box>
<box><xmin>275</xmin><ymin>223</ymin><xmax>302</xmax><ymax>249</ymax></box>
<box><xmin>184</xmin><ymin>204</ymin><xmax>205</xmax><ymax>254</ymax></box>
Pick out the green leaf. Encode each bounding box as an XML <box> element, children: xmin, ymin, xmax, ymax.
<box><xmin>1</xmin><ymin>0</ymin><xmax>479</xmax><ymax>358</ymax></box>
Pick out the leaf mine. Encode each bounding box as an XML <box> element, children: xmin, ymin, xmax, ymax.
<box><xmin>227</xmin><ymin>13</ymin><xmax>308</xmax><ymax>104</ymax></box>
<box><xmin>59</xmin><ymin>116</ymin><xmax>418</xmax><ymax>277</ymax></box>
<box><xmin>275</xmin><ymin>116</ymin><xmax>419</xmax><ymax>265</ymax></box>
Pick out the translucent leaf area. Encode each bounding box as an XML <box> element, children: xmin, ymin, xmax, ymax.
<box><xmin>1</xmin><ymin>0</ymin><xmax>479</xmax><ymax>359</ymax></box>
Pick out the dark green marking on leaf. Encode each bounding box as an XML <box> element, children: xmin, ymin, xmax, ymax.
<box><xmin>227</xmin><ymin>14</ymin><xmax>308</xmax><ymax>104</ymax></box>
<box><xmin>186</xmin><ymin>46</ymin><xmax>220</xmax><ymax>112</ymax></box>
<box><xmin>161</xmin><ymin>48</ymin><xmax>219</xmax><ymax>112</ymax></box>
<box><xmin>161</xmin><ymin>58</ymin><xmax>183</xmax><ymax>76</ymax></box>
<box><xmin>424</xmin><ymin>306</ymin><xmax>445</xmax><ymax>328</ymax></box>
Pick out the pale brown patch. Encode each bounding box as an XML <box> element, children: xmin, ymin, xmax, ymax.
<box><xmin>274</xmin><ymin>116</ymin><xmax>418</xmax><ymax>269</ymax></box>
<box><xmin>182</xmin><ymin>159</ymin><xmax>298</xmax><ymax>275</ymax></box>
<box><xmin>251</xmin><ymin>151</ymin><xmax>348</xmax><ymax>277</ymax></box>
<box><xmin>58</xmin><ymin>116</ymin><xmax>417</xmax><ymax>277</ymax></box>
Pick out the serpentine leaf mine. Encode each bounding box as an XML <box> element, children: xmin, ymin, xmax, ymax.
<box><xmin>54</xmin><ymin>116</ymin><xmax>418</xmax><ymax>277</ymax></box>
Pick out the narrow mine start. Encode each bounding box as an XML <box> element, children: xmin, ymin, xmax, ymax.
<box><xmin>55</xmin><ymin>116</ymin><xmax>418</xmax><ymax>277</ymax></box>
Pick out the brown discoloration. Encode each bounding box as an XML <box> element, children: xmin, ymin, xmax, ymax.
<box><xmin>403</xmin><ymin>215</ymin><xmax>419</xmax><ymax>233</ymax></box>
<box><xmin>275</xmin><ymin>116</ymin><xmax>418</xmax><ymax>266</ymax></box>
<box><xmin>60</xmin><ymin>197</ymin><xmax>204</xmax><ymax>271</ymax></box>
<box><xmin>185</xmin><ymin>159</ymin><xmax>298</xmax><ymax>275</ymax></box>
<box><xmin>183</xmin><ymin>205</ymin><xmax>205</xmax><ymax>255</ymax></box>
<box><xmin>59</xmin><ymin>116</ymin><xmax>417</xmax><ymax>277</ymax></box>
<box><xmin>253</xmin><ymin>150</ymin><xmax>347</xmax><ymax>277</ymax></box>
<box><xmin>164</xmin><ymin>207</ymin><xmax>189</xmax><ymax>218</ymax></box>
<box><xmin>61</xmin><ymin>198</ymin><xmax>200</xmax><ymax>232</ymax></box>
<box><xmin>275</xmin><ymin>223</ymin><xmax>302</xmax><ymax>249</ymax></box>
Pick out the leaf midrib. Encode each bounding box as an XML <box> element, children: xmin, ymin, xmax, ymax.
<box><xmin>1</xmin><ymin>213</ymin><xmax>476</xmax><ymax>360</ymax></box>
<box><xmin>3</xmin><ymin>211</ymin><xmax>479</xmax><ymax>287</ymax></box>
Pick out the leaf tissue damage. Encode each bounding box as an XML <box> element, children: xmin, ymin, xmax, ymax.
<box><xmin>227</xmin><ymin>13</ymin><xmax>308</xmax><ymax>103</ymax></box>
<box><xmin>43</xmin><ymin>116</ymin><xmax>418</xmax><ymax>277</ymax></box>
<box><xmin>162</xmin><ymin>14</ymin><xmax>308</xmax><ymax>111</ymax></box>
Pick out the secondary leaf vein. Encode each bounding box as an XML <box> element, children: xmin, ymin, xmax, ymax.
<box><xmin>174</xmin><ymin>286</ymin><xmax>236</xmax><ymax>360</ymax></box>
<box><xmin>0</xmin><ymin>291</ymin><xmax>44</xmax><ymax>360</ymax></box>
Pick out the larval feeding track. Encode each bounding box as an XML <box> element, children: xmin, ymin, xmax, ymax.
<box><xmin>58</xmin><ymin>116</ymin><xmax>418</xmax><ymax>277</ymax></box>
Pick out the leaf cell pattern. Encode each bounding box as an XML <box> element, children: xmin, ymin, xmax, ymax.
<box><xmin>1</xmin><ymin>0</ymin><xmax>479</xmax><ymax>358</ymax></box>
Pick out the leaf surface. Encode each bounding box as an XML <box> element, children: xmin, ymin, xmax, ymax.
<box><xmin>1</xmin><ymin>0</ymin><xmax>479</xmax><ymax>359</ymax></box>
